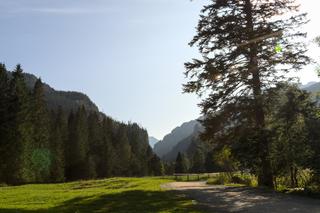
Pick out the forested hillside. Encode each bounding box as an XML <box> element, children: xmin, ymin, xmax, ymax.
<box><xmin>158</xmin><ymin>82</ymin><xmax>320</xmax><ymax>163</ymax></box>
<box><xmin>0</xmin><ymin>64</ymin><xmax>163</xmax><ymax>185</ymax></box>
<box><xmin>181</xmin><ymin>0</ymin><xmax>320</xmax><ymax>189</ymax></box>
<box><xmin>156</xmin><ymin>81</ymin><xmax>320</xmax><ymax>185</ymax></box>
<box><xmin>153</xmin><ymin>119</ymin><xmax>200</xmax><ymax>157</ymax></box>
<box><xmin>7</xmin><ymin>72</ymin><xmax>99</xmax><ymax>113</ymax></box>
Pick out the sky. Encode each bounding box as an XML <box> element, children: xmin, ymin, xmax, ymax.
<box><xmin>0</xmin><ymin>0</ymin><xmax>319</xmax><ymax>139</ymax></box>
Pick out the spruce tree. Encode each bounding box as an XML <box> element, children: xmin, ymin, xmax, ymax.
<box><xmin>99</xmin><ymin>117</ymin><xmax>115</xmax><ymax>178</ymax></box>
<box><xmin>0</xmin><ymin>64</ymin><xmax>9</xmax><ymax>183</ymax></box>
<box><xmin>66</xmin><ymin>107</ymin><xmax>89</xmax><ymax>180</ymax></box>
<box><xmin>175</xmin><ymin>152</ymin><xmax>188</xmax><ymax>174</ymax></box>
<box><xmin>65</xmin><ymin>110</ymin><xmax>75</xmax><ymax>180</ymax></box>
<box><xmin>87</xmin><ymin>112</ymin><xmax>104</xmax><ymax>179</ymax></box>
<box><xmin>114</xmin><ymin>124</ymin><xmax>132</xmax><ymax>176</ymax></box>
<box><xmin>7</xmin><ymin>64</ymin><xmax>34</xmax><ymax>184</ymax></box>
<box><xmin>149</xmin><ymin>154</ymin><xmax>164</xmax><ymax>176</ymax></box>
<box><xmin>31</xmin><ymin>79</ymin><xmax>51</xmax><ymax>182</ymax></box>
<box><xmin>191</xmin><ymin>148</ymin><xmax>206</xmax><ymax>173</ymax></box>
<box><xmin>205</xmin><ymin>151</ymin><xmax>217</xmax><ymax>173</ymax></box>
<box><xmin>184</xmin><ymin>0</ymin><xmax>310</xmax><ymax>187</ymax></box>
<box><xmin>270</xmin><ymin>85</ymin><xmax>314</xmax><ymax>187</ymax></box>
<box><xmin>50</xmin><ymin>107</ymin><xmax>67</xmax><ymax>182</ymax></box>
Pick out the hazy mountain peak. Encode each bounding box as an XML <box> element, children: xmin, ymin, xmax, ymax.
<box><xmin>148</xmin><ymin>137</ymin><xmax>159</xmax><ymax>149</ymax></box>
<box><xmin>301</xmin><ymin>81</ymin><xmax>319</xmax><ymax>89</ymax></box>
<box><xmin>153</xmin><ymin>119</ymin><xmax>201</xmax><ymax>157</ymax></box>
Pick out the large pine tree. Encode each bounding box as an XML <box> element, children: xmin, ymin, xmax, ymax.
<box><xmin>50</xmin><ymin>107</ymin><xmax>67</xmax><ymax>182</ymax></box>
<box><xmin>184</xmin><ymin>0</ymin><xmax>310</xmax><ymax>187</ymax></box>
<box><xmin>66</xmin><ymin>106</ymin><xmax>90</xmax><ymax>180</ymax></box>
<box><xmin>87</xmin><ymin>112</ymin><xmax>103</xmax><ymax>179</ymax></box>
<box><xmin>31</xmin><ymin>79</ymin><xmax>51</xmax><ymax>182</ymax></box>
<box><xmin>175</xmin><ymin>152</ymin><xmax>188</xmax><ymax>174</ymax></box>
<box><xmin>115</xmin><ymin>125</ymin><xmax>132</xmax><ymax>176</ymax></box>
<box><xmin>7</xmin><ymin>65</ymin><xmax>34</xmax><ymax>184</ymax></box>
<box><xmin>0</xmin><ymin>64</ymin><xmax>9</xmax><ymax>183</ymax></box>
<box><xmin>99</xmin><ymin>117</ymin><xmax>115</xmax><ymax>178</ymax></box>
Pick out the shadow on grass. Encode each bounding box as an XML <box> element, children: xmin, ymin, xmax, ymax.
<box><xmin>0</xmin><ymin>190</ymin><xmax>201</xmax><ymax>213</ymax></box>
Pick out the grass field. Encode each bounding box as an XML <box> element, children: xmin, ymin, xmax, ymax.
<box><xmin>0</xmin><ymin>177</ymin><xmax>202</xmax><ymax>213</ymax></box>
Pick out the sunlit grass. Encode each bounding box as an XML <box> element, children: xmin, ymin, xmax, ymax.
<box><xmin>0</xmin><ymin>177</ymin><xmax>202</xmax><ymax>213</ymax></box>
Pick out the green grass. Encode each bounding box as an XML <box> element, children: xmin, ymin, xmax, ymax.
<box><xmin>0</xmin><ymin>177</ymin><xmax>202</xmax><ymax>213</ymax></box>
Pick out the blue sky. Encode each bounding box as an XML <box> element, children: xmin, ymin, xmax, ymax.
<box><xmin>0</xmin><ymin>0</ymin><xmax>319</xmax><ymax>139</ymax></box>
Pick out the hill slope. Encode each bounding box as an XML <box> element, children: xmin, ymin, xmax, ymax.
<box><xmin>153</xmin><ymin>119</ymin><xmax>200</xmax><ymax>158</ymax></box>
<box><xmin>157</xmin><ymin>81</ymin><xmax>320</xmax><ymax>162</ymax></box>
<box><xmin>8</xmin><ymin>72</ymin><xmax>99</xmax><ymax>113</ymax></box>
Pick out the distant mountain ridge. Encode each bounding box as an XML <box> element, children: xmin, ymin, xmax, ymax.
<box><xmin>156</xmin><ymin>81</ymin><xmax>320</xmax><ymax>162</ymax></box>
<box><xmin>301</xmin><ymin>81</ymin><xmax>318</xmax><ymax>89</ymax></box>
<box><xmin>148</xmin><ymin>137</ymin><xmax>159</xmax><ymax>148</ymax></box>
<box><xmin>153</xmin><ymin>119</ymin><xmax>201</xmax><ymax>158</ymax></box>
<box><xmin>162</xmin><ymin>124</ymin><xmax>204</xmax><ymax>161</ymax></box>
<box><xmin>302</xmin><ymin>81</ymin><xmax>320</xmax><ymax>93</ymax></box>
<box><xmin>8</xmin><ymin>71</ymin><xmax>99</xmax><ymax>113</ymax></box>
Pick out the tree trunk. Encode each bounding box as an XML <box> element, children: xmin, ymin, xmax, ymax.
<box><xmin>290</xmin><ymin>166</ymin><xmax>295</xmax><ymax>188</ymax></box>
<box><xmin>244</xmin><ymin>0</ymin><xmax>274</xmax><ymax>188</ymax></box>
<box><xmin>294</xmin><ymin>167</ymin><xmax>298</xmax><ymax>187</ymax></box>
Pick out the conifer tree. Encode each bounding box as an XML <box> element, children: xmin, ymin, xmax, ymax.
<box><xmin>50</xmin><ymin>107</ymin><xmax>67</xmax><ymax>182</ymax></box>
<box><xmin>65</xmin><ymin>110</ymin><xmax>75</xmax><ymax>180</ymax></box>
<box><xmin>0</xmin><ymin>64</ymin><xmax>9</xmax><ymax>182</ymax></box>
<box><xmin>205</xmin><ymin>151</ymin><xmax>217</xmax><ymax>173</ymax></box>
<box><xmin>149</xmin><ymin>154</ymin><xmax>164</xmax><ymax>176</ymax></box>
<box><xmin>114</xmin><ymin>125</ymin><xmax>132</xmax><ymax>176</ymax></box>
<box><xmin>87</xmin><ymin>112</ymin><xmax>102</xmax><ymax>179</ymax></box>
<box><xmin>7</xmin><ymin>65</ymin><xmax>34</xmax><ymax>184</ymax></box>
<box><xmin>184</xmin><ymin>0</ymin><xmax>310</xmax><ymax>187</ymax></box>
<box><xmin>191</xmin><ymin>148</ymin><xmax>206</xmax><ymax>173</ymax></box>
<box><xmin>99</xmin><ymin>117</ymin><xmax>115</xmax><ymax>178</ymax></box>
<box><xmin>66</xmin><ymin>107</ymin><xmax>89</xmax><ymax>180</ymax></box>
<box><xmin>175</xmin><ymin>152</ymin><xmax>188</xmax><ymax>174</ymax></box>
<box><xmin>31</xmin><ymin>79</ymin><xmax>51</xmax><ymax>182</ymax></box>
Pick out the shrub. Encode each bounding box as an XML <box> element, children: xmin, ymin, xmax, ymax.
<box><xmin>207</xmin><ymin>173</ymin><xmax>232</xmax><ymax>185</ymax></box>
<box><xmin>0</xmin><ymin>183</ymin><xmax>8</xmax><ymax>187</ymax></box>
<box><xmin>231</xmin><ymin>173</ymin><xmax>258</xmax><ymax>187</ymax></box>
<box><xmin>207</xmin><ymin>172</ymin><xmax>257</xmax><ymax>187</ymax></box>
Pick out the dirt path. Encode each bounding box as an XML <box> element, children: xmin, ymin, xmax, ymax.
<box><xmin>162</xmin><ymin>181</ymin><xmax>320</xmax><ymax>213</ymax></box>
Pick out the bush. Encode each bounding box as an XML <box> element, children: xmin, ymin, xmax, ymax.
<box><xmin>274</xmin><ymin>169</ymin><xmax>314</xmax><ymax>190</ymax></box>
<box><xmin>305</xmin><ymin>184</ymin><xmax>320</xmax><ymax>194</ymax></box>
<box><xmin>0</xmin><ymin>183</ymin><xmax>8</xmax><ymax>187</ymax></box>
<box><xmin>231</xmin><ymin>173</ymin><xmax>258</xmax><ymax>187</ymax></box>
<box><xmin>207</xmin><ymin>172</ymin><xmax>257</xmax><ymax>187</ymax></box>
<box><xmin>207</xmin><ymin>173</ymin><xmax>232</xmax><ymax>185</ymax></box>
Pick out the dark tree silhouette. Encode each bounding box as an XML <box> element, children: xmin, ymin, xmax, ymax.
<box><xmin>184</xmin><ymin>0</ymin><xmax>310</xmax><ymax>187</ymax></box>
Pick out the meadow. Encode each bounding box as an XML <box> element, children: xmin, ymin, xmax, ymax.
<box><xmin>0</xmin><ymin>178</ymin><xmax>202</xmax><ymax>213</ymax></box>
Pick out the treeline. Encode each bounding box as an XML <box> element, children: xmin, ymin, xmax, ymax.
<box><xmin>0</xmin><ymin>64</ymin><xmax>163</xmax><ymax>185</ymax></box>
<box><xmin>178</xmin><ymin>83</ymin><xmax>320</xmax><ymax>189</ymax></box>
<box><xmin>171</xmin><ymin>137</ymin><xmax>238</xmax><ymax>175</ymax></box>
<box><xmin>182</xmin><ymin>0</ymin><xmax>320</xmax><ymax>189</ymax></box>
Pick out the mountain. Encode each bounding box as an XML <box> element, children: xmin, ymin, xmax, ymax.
<box><xmin>148</xmin><ymin>137</ymin><xmax>159</xmax><ymax>148</ymax></box>
<box><xmin>301</xmin><ymin>81</ymin><xmax>318</xmax><ymax>90</ymax></box>
<box><xmin>155</xmin><ymin>81</ymin><xmax>320</xmax><ymax>162</ymax></box>
<box><xmin>153</xmin><ymin>119</ymin><xmax>201</xmax><ymax>158</ymax></box>
<box><xmin>8</xmin><ymin>72</ymin><xmax>99</xmax><ymax>113</ymax></box>
<box><xmin>302</xmin><ymin>82</ymin><xmax>320</xmax><ymax>93</ymax></box>
<box><xmin>162</xmin><ymin>124</ymin><xmax>204</xmax><ymax>161</ymax></box>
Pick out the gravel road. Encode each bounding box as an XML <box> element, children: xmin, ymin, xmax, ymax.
<box><xmin>162</xmin><ymin>181</ymin><xmax>320</xmax><ymax>213</ymax></box>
